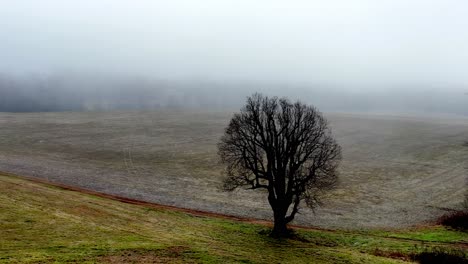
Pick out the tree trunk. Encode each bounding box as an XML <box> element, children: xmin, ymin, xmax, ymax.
<box><xmin>271</xmin><ymin>207</ymin><xmax>289</xmax><ymax>237</ymax></box>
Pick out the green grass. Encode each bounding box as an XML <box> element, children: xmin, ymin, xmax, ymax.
<box><xmin>0</xmin><ymin>173</ymin><xmax>466</xmax><ymax>263</ymax></box>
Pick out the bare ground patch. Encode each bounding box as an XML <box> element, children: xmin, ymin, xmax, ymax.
<box><xmin>0</xmin><ymin>111</ymin><xmax>467</xmax><ymax>229</ymax></box>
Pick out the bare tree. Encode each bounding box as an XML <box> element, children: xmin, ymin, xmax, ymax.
<box><xmin>218</xmin><ymin>93</ymin><xmax>342</xmax><ymax>237</ymax></box>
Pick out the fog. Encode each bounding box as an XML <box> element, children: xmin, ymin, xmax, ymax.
<box><xmin>1</xmin><ymin>1</ymin><xmax>468</xmax><ymax>113</ymax></box>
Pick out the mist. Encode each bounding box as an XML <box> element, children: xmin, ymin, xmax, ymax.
<box><xmin>1</xmin><ymin>1</ymin><xmax>468</xmax><ymax>114</ymax></box>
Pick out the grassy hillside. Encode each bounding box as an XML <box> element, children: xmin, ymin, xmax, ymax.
<box><xmin>0</xmin><ymin>173</ymin><xmax>466</xmax><ymax>263</ymax></box>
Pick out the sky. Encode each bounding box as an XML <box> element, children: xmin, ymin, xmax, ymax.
<box><xmin>1</xmin><ymin>0</ymin><xmax>468</xmax><ymax>92</ymax></box>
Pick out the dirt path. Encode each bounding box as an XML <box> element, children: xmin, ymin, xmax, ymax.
<box><xmin>2</xmin><ymin>171</ymin><xmax>272</xmax><ymax>226</ymax></box>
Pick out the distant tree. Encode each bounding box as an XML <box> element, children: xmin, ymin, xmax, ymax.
<box><xmin>218</xmin><ymin>93</ymin><xmax>342</xmax><ymax>237</ymax></box>
<box><xmin>464</xmin><ymin>179</ymin><xmax>468</xmax><ymax>210</ymax></box>
<box><xmin>463</xmin><ymin>143</ymin><xmax>468</xmax><ymax>210</ymax></box>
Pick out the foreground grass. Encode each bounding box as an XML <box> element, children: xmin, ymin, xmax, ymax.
<box><xmin>0</xmin><ymin>174</ymin><xmax>466</xmax><ymax>263</ymax></box>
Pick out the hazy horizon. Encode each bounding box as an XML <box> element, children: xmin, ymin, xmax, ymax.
<box><xmin>1</xmin><ymin>1</ymin><xmax>468</xmax><ymax>113</ymax></box>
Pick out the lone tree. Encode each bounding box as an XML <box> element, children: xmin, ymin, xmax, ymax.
<box><xmin>218</xmin><ymin>93</ymin><xmax>342</xmax><ymax>237</ymax></box>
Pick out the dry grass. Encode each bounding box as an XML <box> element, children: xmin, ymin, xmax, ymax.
<box><xmin>1</xmin><ymin>173</ymin><xmax>467</xmax><ymax>263</ymax></box>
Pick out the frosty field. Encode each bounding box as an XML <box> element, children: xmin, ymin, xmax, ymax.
<box><xmin>0</xmin><ymin>110</ymin><xmax>466</xmax><ymax>229</ymax></box>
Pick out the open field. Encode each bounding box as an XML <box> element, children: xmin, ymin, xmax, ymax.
<box><xmin>1</xmin><ymin>173</ymin><xmax>467</xmax><ymax>263</ymax></box>
<box><xmin>0</xmin><ymin>111</ymin><xmax>467</xmax><ymax>229</ymax></box>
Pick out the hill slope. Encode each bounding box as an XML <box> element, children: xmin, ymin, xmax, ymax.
<box><xmin>0</xmin><ymin>173</ymin><xmax>466</xmax><ymax>263</ymax></box>
<box><xmin>1</xmin><ymin>111</ymin><xmax>467</xmax><ymax>229</ymax></box>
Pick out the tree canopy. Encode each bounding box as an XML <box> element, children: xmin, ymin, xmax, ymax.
<box><xmin>218</xmin><ymin>93</ymin><xmax>342</xmax><ymax>236</ymax></box>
